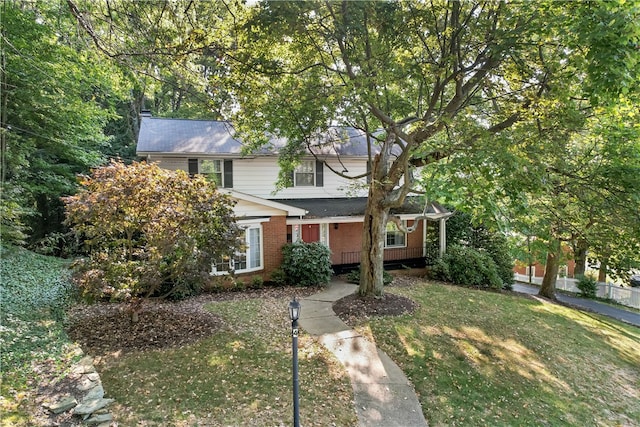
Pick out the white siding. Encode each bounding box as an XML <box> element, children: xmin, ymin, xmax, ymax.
<box><xmin>233</xmin><ymin>157</ymin><xmax>369</xmax><ymax>198</ymax></box>
<box><xmin>233</xmin><ymin>199</ymin><xmax>290</xmax><ymax>217</ymax></box>
<box><xmin>148</xmin><ymin>155</ymin><xmax>369</xmax><ymax>199</ymax></box>
<box><xmin>148</xmin><ymin>156</ymin><xmax>188</xmax><ymax>172</ymax></box>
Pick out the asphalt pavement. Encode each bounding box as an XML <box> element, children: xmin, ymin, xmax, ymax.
<box><xmin>513</xmin><ymin>282</ymin><xmax>640</xmax><ymax>327</ymax></box>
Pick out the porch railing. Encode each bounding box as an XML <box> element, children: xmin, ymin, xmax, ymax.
<box><xmin>339</xmin><ymin>245</ymin><xmax>439</xmax><ymax>266</ymax></box>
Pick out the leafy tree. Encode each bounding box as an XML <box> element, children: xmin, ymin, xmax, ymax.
<box><xmin>211</xmin><ymin>1</ymin><xmax>638</xmax><ymax>297</ymax></box>
<box><xmin>63</xmin><ymin>160</ymin><xmax>241</xmax><ymax>313</ymax></box>
<box><xmin>65</xmin><ymin>1</ymin><xmax>638</xmax><ymax>298</ymax></box>
<box><xmin>0</xmin><ymin>1</ymin><xmax>128</xmax><ymax>245</ymax></box>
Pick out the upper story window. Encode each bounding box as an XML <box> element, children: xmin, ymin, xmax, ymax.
<box><xmin>385</xmin><ymin>221</ymin><xmax>406</xmax><ymax>248</ymax></box>
<box><xmin>291</xmin><ymin>160</ymin><xmax>324</xmax><ymax>187</ymax></box>
<box><xmin>295</xmin><ymin>161</ymin><xmax>315</xmax><ymax>186</ymax></box>
<box><xmin>188</xmin><ymin>158</ymin><xmax>233</xmax><ymax>188</ymax></box>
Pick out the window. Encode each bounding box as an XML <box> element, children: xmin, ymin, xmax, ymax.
<box><xmin>200</xmin><ymin>159</ymin><xmax>223</xmax><ymax>186</ymax></box>
<box><xmin>212</xmin><ymin>225</ymin><xmax>262</xmax><ymax>274</ymax></box>
<box><xmin>295</xmin><ymin>161</ymin><xmax>315</xmax><ymax>186</ymax></box>
<box><xmin>188</xmin><ymin>158</ymin><xmax>233</xmax><ymax>188</ymax></box>
<box><xmin>385</xmin><ymin>221</ymin><xmax>406</xmax><ymax>248</ymax></box>
<box><xmin>290</xmin><ymin>160</ymin><xmax>323</xmax><ymax>187</ymax></box>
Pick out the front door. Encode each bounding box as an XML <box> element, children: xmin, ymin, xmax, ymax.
<box><xmin>301</xmin><ymin>224</ymin><xmax>320</xmax><ymax>242</ymax></box>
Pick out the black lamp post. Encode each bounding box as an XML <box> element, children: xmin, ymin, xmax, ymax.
<box><xmin>288</xmin><ymin>297</ymin><xmax>301</xmax><ymax>427</ymax></box>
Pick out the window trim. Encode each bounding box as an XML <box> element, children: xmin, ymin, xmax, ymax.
<box><xmin>384</xmin><ymin>220</ymin><xmax>407</xmax><ymax>249</ymax></box>
<box><xmin>290</xmin><ymin>160</ymin><xmax>323</xmax><ymax>187</ymax></box>
<box><xmin>294</xmin><ymin>160</ymin><xmax>315</xmax><ymax>187</ymax></box>
<box><xmin>187</xmin><ymin>158</ymin><xmax>233</xmax><ymax>188</ymax></box>
<box><xmin>211</xmin><ymin>224</ymin><xmax>263</xmax><ymax>275</ymax></box>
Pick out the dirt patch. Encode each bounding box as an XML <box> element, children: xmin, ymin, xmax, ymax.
<box><xmin>332</xmin><ymin>274</ymin><xmax>421</xmax><ymax>324</ymax></box>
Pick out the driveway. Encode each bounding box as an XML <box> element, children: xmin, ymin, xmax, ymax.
<box><xmin>513</xmin><ymin>282</ymin><xmax>640</xmax><ymax>328</ymax></box>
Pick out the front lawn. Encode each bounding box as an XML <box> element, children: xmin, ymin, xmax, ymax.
<box><xmin>4</xmin><ymin>247</ymin><xmax>639</xmax><ymax>426</ymax></box>
<box><xmin>347</xmin><ymin>280</ymin><xmax>640</xmax><ymax>426</ymax></box>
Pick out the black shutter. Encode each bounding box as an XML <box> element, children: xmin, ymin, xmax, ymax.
<box><xmin>286</xmin><ymin>170</ymin><xmax>294</xmax><ymax>188</ymax></box>
<box><xmin>223</xmin><ymin>160</ymin><xmax>233</xmax><ymax>188</ymax></box>
<box><xmin>188</xmin><ymin>158</ymin><xmax>198</xmax><ymax>176</ymax></box>
<box><xmin>315</xmin><ymin>160</ymin><xmax>323</xmax><ymax>187</ymax></box>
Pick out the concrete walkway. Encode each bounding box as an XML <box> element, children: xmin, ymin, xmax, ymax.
<box><xmin>299</xmin><ymin>278</ymin><xmax>428</xmax><ymax>427</ymax></box>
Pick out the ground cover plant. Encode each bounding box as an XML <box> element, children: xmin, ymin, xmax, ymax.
<box><xmin>0</xmin><ymin>245</ymin><xmax>81</xmax><ymax>425</ymax></box>
<box><xmin>334</xmin><ymin>276</ymin><xmax>640</xmax><ymax>426</ymax></box>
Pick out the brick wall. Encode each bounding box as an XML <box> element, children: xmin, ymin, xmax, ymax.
<box><xmin>236</xmin><ymin>216</ymin><xmax>288</xmax><ymax>282</ymax></box>
<box><xmin>328</xmin><ymin>220</ymin><xmax>425</xmax><ymax>264</ymax></box>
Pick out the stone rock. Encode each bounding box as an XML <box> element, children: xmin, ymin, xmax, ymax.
<box><xmin>71</xmin><ymin>356</ymin><xmax>96</xmax><ymax>375</ymax></box>
<box><xmin>85</xmin><ymin>413</ymin><xmax>113</xmax><ymax>425</ymax></box>
<box><xmin>74</xmin><ymin>398</ymin><xmax>115</xmax><ymax>415</ymax></box>
<box><xmin>45</xmin><ymin>395</ymin><xmax>77</xmax><ymax>414</ymax></box>
<box><xmin>87</xmin><ymin>372</ymin><xmax>100</xmax><ymax>382</ymax></box>
<box><xmin>83</xmin><ymin>384</ymin><xmax>105</xmax><ymax>401</ymax></box>
<box><xmin>77</xmin><ymin>376</ymin><xmax>100</xmax><ymax>392</ymax></box>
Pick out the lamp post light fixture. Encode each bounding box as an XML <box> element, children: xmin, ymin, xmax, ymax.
<box><xmin>288</xmin><ymin>297</ymin><xmax>301</xmax><ymax>427</ymax></box>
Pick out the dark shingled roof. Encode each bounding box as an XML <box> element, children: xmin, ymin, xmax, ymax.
<box><xmin>272</xmin><ymin>197</ymin><xmax>450</xmax><ymax>219</ymax></box>
<box><xmin>137</xmin><ymin>117</ymin><xmax>396</xmax><ymax>157</ymax></box>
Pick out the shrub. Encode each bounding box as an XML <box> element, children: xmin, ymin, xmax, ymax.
<box><xmin>346</xmin><ymin>267</ymin><xmax>393</xmax><ymax>286</ymax></box>
<box><xmin>250</xmin><ymin>275</ymin><xmax>264</xmax><ymax>289</ymax></box>
<box><xmin>576</xmin><ymin>274</ymin><xmax>598</xmax><ymax>298</ymax></box>
<box><xmin>428</xmin><ymin>258</ymin><xmax>451</xmax><ymax>283</ymax></box>
<box><xmin>430</xmin><ymin>245</ymin><xmax>502</xmax><ymax>290</ymax></box>
<box><xmin>269</xmin><ymin>268</ymin><xmax>288</xmax><ymax>287</ymax></box>
<box><xmin>281</xmin><ymin>242</ymin><xmax>333</xmax><ymax>287</ymax></box>
<box><xmin>63</xmin><ymin>160</ymin><xmax>242</xmax><ymax>303</ymax></box>
<box><xmin>444</xmin><ymin>212</ymin><xmax>514</xmax><ymax>289</ymax></box>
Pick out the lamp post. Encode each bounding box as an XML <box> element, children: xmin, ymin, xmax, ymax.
<box><xmin>288</xmin><ymin>297</ymin><xmax>301</xmax><ymax>427</ymax></box>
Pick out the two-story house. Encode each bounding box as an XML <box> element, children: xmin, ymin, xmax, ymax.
<box><xmin>136</xmin><ymin>114</ymin><xmax>452</xmax><ymax>281</ymax></box>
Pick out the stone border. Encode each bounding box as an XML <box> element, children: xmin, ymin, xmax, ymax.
<box><xmin>42</xmin><ymin>355</ymin><xmax>115</xmax><ymax>426</ymax></box>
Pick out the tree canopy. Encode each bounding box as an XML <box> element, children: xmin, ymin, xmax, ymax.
<box><xmin>208</xmin><ymin>1</ymin><xmax>639</xmax><ymax>295</ymax></box>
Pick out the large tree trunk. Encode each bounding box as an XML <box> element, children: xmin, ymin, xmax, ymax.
<box><xmin>539</xmin><ymin>239</ymin><xmax>561</xmax><ymax>299</ymax></box>
<box><xmin>359</xmin><ymin>186</ymin><xmax>389</xmax><ymax>297</ymax></box>
<box><xmin>598</xmin><ymin>257</ymin><xmax>608</xmax><ymax>282</ymax></box>
<box><xmin>573</xmin><ymin>238</ymin><xmax>588</xmax><ymax>277</ymax></box>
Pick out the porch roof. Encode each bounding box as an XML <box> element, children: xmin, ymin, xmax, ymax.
<box><xmin>273</xmin><ymin>197</ymin><xmax>450</xmax><ymax>220</ymax></box>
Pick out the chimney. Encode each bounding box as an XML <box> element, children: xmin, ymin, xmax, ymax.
<box><xmin>140</xmin><ymin>110</ymin><xmax>152</xmax><ymax>118</ymax></box>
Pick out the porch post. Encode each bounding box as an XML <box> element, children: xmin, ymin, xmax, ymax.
<box><xmin>439</xmin><ymin>217</ymin><xmax>447</xmax><ymax>257</ymax></box>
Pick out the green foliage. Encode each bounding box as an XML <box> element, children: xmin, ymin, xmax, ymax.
<box><xmin>346</xmin><ymin>267</ymin><xmax>393</xmax><ymax>286</ymax></box>
<box><xmin>444</xmin><ymin>212</ymin><xmax>514</xmax><ymax>289</ymax></box>
<box><xmin>2</xmin><ymin>2</ymin><xmax>128</xmax><ymax>243</ymax></box>
<box><xmin>281</xmin><ymin>242</ymin><xmax>333</xmax><ymax>287</ymax></box>
<box><xmin>249</xmin><ymin>275</ymin><xmax>264</xmax><ymax>289</ymax></box>
<box><xmin>429</xmin><ymin>245</ymin><xmax>503</xmax><ymax>290</ymax></box>
<box><xmin>268</xmin><ymin>268</ymin><xmax>288</xmax><ymax>287</ymax></box>
<box><xmin>0</xmin><ymin>246</ymin><xmax>79</xmax><ymax>420</ymax></box>
<box><xmin>63</xmin><ymin>160</ymin><xmax>242</xmax><ymax>302</ymax></box>
<box><xmin>576</xmin><ymin>274</ymin><xmax>599</xmax><ymax>299</ymax></box>
<box><xmin>0</xmin><ymin>185</ymin><xmax>31</xmax><ymax>246</ymax></box>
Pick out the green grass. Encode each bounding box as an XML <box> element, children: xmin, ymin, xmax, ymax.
<box><xmin>99</xmin><ymin>297</ymin><xmax>356</xmax><ymax>426</ymax></box>
<box><xmin>0</xmin><ymin>245</ymin><xmax>81</xmax><ymax>426</ymax></box>
<box><xmin>4</xmin><ymin>248</ymin><xmax>639</xmax><ymax>426</ymax></box>
<box><xmin>359</xmin><ymin>281</ymin><xmax>640</xmax><ymax>426</ymax></box>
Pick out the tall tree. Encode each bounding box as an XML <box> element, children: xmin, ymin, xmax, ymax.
<box><xmin>66</xmin><ymin>1</ymin><xmax>638</xmax><ymax>297</ymax></box>
<box><xmin>214</xmin><ymin>1</ymin><xmax>638</xmax><ymax>296</ymax></box>
<box><xmin>0</xmin><ymin>1</ymin><xmax>125</xmax><ymax>244</ymax></box>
